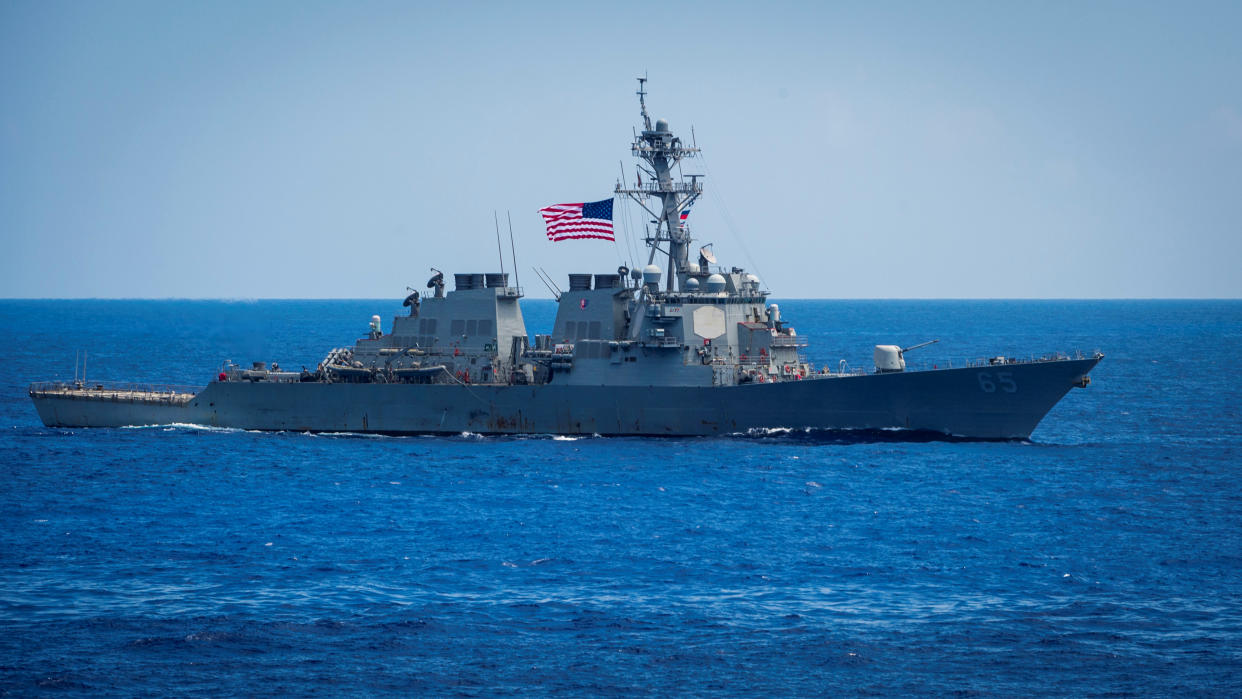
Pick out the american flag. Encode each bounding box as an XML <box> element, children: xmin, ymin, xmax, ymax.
<box><xmin>539</xmin><ymin>198</ymin><xmax>614</xmax><ymax>242</ymax></box>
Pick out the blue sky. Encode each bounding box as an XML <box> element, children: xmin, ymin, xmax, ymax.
<box><xmin>2</xmin><ymin>0</ymin><xmax>1239</xmax><ymax>298</ymax></box>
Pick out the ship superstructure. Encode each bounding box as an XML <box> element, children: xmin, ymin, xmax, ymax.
<box><xmin>29</xmin><ymin>80</ymin><xmax>1102</xmax><ymax>439</ymax></box>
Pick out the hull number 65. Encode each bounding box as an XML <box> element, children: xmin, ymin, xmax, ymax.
<box><xmin>978</xmin><ymin>371</ymin><xmax>1017</xmax><ymax>393</ymax></box>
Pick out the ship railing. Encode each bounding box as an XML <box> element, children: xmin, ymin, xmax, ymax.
<box><xmin>28</xmin><ymin>380</ymin><xmax>203</xmax><ymax>397</ymax></box>
<box><xmin>813</xmin><ymin>349</ymin><xmax>1099</xmax><ymax>377</ymax></box>
<box><xmin>659</xmin><ymin>293</ymin><xmax>769</xmax><ymax>305</ymax></box>
<box><xmin>615</xmin><ymin>181</ymin><xmax>702</xmax><ymax>195</ymax></box>
<box><xmin>771</xmin><ymin>335</ymin><xmax>809</xmax><ymax>348</ymax></box>
<box><xmin>629</xmin><ymin>142</ymin><xmax>700</xmax><ymax>157</ymax></box>
<box><xmin>898</xmin><ymin>349</ymin><xmax>1098</xmax><ymax>373</ymax></box>
<box><xmin>642</xmin><ymin>336</ymin><xmax>683</xmax><ymax>348</ymax></box>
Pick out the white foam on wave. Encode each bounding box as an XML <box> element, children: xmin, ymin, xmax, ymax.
<box><xmin>122</xmin><ymin>423</ymin><xmax>243</xmax><ymax>434</ymax></box>
<box><xmin>510</xmin><ymin>432</ymin><xmax>605</xmax><ymax>441</ymax></box>
<box><xmin>315</xmin><ymin>431</ymin><xmax>402</xmax><ymax>439</ymax></box>
<box><xmin>166</xmin><ymin>423</ymin><xmax>245</xmax><ymax>433</ymax></box>
<box><xmin>735</xmin><ymin>426</ymin><xmax>799</xmax><ymax>437</ymax></box>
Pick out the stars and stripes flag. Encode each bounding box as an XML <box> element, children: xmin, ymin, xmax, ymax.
<box><xmin>539</xmin><ymin>198</ymin><xmax>614</xmax><ymax>242</ymax></box>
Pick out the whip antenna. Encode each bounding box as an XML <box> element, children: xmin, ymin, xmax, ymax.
<box><xmin>493</xmin><ymin>210</ymin><xmax>505</xmax><ymax>277</ymax></box>
<box><xmin>506</xmin><ymin>210</ymin><xmax>520</xmax><ymax>292</ymax></box>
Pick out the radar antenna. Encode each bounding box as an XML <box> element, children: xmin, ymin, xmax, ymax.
<box><xmin>636</xmin><ymin>74</ymin><xmax>651</xmax><ymax>131</ymax></box>
<box><xmin>698</xmin><ymin>244</ymin><xmax>717</xmax><ymax>268</ymax></box>
<box><xmin>426</xmin><ymin>268</ymin><xmax>445</xmax><ymax>298</ymax></box>
<box><xmin>615</xmin><ymin>77</ymin><xmax>702</xmax><ymax>292</ymax></box>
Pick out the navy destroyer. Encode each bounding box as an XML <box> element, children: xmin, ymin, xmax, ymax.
<box><xmin>29</xmin><ymin>80</ymin><xmax>1101</xmax><ymax>439</ymax></box>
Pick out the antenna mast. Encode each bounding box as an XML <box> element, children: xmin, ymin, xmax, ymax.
<box><xmin>492</xmin><ymin>210</ymin><xmax>505</xmax><ymax>277</ymax></box>
<box><xmin>506</xmin><ymin>211</ymin><xmax>520</xmax><ymax>293</ymax></box>
<box><xmin>614</xmin><ymin>77</ymin><xmax>702</xmax><ymax>292</ymax></box>
<box><xmin>637</xmin><ymin>75</ymin><xmax>651</xmax><ymax>131</ymax></box>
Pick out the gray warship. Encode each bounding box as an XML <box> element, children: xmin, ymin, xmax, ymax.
<box><xmin>29</xmin><ymin>80</ymin><xmax>1101</xmax><ymax>440</ymax></box>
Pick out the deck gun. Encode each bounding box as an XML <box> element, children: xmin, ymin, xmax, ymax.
<box><xmin>874</xmin><ymin>339</ymin><xmax>940</xmax><ymax>373</ymax></box>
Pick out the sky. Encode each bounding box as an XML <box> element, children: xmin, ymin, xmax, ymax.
<box><xmin>1</xmin><ymin>0</ymin><xmax>1239</xmax><ymax>299</ymax></box>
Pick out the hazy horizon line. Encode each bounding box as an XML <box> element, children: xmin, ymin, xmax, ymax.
<box><xmin>3</xmin><ymin>296</ymin><xmax>1239</xmax><ymax>302</ymax></box>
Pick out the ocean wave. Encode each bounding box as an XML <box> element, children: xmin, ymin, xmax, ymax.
<box><xmin>313</xmin><ymin>431</ymin><xmax>404</xmax><ymax>440</ymax></box>
<box><xmin>727</xmin><ymin>426</ymin><xmax>983</xmax><ymax>444</ymax></box>
<box><xmin>120</xmin><ymin>423</ymin><xmax>244</xmax><ymax>434</ymax></box>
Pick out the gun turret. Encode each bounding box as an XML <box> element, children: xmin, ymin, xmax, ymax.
<box><xmin>875</xmin><ymin>340</ymin><xmax>940</xmax><ymax>373</ymax></box>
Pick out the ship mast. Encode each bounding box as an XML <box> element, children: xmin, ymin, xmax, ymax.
<box><xmin>615</xmin><ymin>77</ymin><xmax>702</xmax><ymax>292</ymax></box>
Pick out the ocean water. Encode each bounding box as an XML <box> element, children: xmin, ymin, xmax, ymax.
<box><xmin>1</xmin><ymin>299</ymin><xmax>1240</xmax><ymax>695</ymax></box>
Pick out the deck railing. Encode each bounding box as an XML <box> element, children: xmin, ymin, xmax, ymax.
<box><xmin>815</xmin><ymin>349</ymin><xmax>1101</xmax><ymax>378</ymax></box>
<box><xmin>28</xmin><ymin>381</ymin><xmax>203</xmax><ymax>398</ymax></box>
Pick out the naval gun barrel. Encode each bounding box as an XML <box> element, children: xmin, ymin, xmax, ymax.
<box><xmin>901</xmin><ymin>339</ymin><xmax>940</xmax><ymax>354</ymax></box>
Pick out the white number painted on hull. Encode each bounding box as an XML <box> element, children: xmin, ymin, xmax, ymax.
<box><xmin>978</xmin><ymin>371</ymin><xmax>1018</xmax><ymax>393</ymax></box>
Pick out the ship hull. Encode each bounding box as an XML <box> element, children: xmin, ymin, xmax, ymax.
<box><xmin>31</xmin><ymin>357</ymin><xmax>1099</xmax><ymax>440</ymax></box>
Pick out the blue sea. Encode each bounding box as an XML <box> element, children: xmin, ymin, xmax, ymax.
<box><xmin>2</xmin><ymin>299</ymin><xmax>1240</xmax><ymax>695</ymax></box>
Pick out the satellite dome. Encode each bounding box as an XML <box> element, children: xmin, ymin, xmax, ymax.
<box><xmin>655</xmin><ymin>118</ymin><xmax>669</xmax><ymax>132</ymax></box>
<box><xmin>686</xmin><ymin>262</ymin><xmax>701</xmax><ymax>274</ymax></box>
<box><xmin>685</xmin><ymin>277</ymin><xmax>700</xmax><ymax>291</ymax></box>
<box><xmin>706</xmin><ymin>273</ymin><xmax>726</xmax><ymax>293</ymax></box>
<box><xmin>642</xmin><ymin>264</ymin><xmax>662</xmax><ymax>287</ymax></box>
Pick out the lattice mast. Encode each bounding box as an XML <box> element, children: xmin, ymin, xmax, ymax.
<box><xmin>615</xmin><ymin>78</ymin><xmax>702</xmax><ymax>291</ymax></box>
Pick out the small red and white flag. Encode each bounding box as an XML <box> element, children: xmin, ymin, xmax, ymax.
<box><xmin>539</xmin><ymin>198</ymin><xmax>614</xmax><ymax>242</ymax></box>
